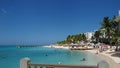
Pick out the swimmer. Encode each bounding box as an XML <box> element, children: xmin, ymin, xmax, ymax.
<box><xmin>81</xmin><ymin>58</ymin><xmax>86</xmax><ymax>61</ymax></box>
<box><xmin>45</xmin><ymin>54</ymin><xmax>48</xmax><ymax>56</ymax></box>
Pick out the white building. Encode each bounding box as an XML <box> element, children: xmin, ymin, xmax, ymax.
<box><xmin>85</xmin><ymin>32</ymin><xmax>94</xmax><ymax>41</ymax></box>
<box><xmin>118</xmin><ymin>10</ymin><xmax>120</xmax><ymax>16</ymax></box>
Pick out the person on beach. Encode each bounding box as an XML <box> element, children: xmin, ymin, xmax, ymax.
<box><xmin>96</xmin><ymin>46</ymin><xmax>99</xmax><ymax>54</ymax></box>
<box><xmin>96</xmin><ymin>50</ymin><xmax>99</xmax><ymax>54</ymax></box>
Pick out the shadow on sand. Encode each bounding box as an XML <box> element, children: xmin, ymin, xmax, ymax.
<box><xmin>111</xmin><ymin>52</ymin><xmax>120</xmax><ymax>57</ymax></box>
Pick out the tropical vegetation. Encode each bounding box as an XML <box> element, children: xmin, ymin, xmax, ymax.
<box><xmin>57</xmin><ymin>33</ymin><xmax>86</xmax><ymax>44</ymax></box>
<box><xmin>92</xmin><ymin>16</ymin><xmax>119</xmax><ymax>50</ymax></box>
<box><xmin>57</xmin><ymin>15</ymin><xmax>120</xmax><ymax>50</ymax></box>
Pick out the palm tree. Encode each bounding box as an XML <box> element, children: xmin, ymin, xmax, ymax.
<box><xmin>101</xmin><ymin>16</ymin><xmax>119</xmax><ymax>50</ymax></box>
<box><xmin>101</xmin><ymin>17</ymin><xmax>113</xmax><ymax>44</ymax></box>
<box><xmin>113</xmin><ymin>16</ymin><xmax>120</xmax><ymax>51</ymax></box>
<box><xmin>91</xmin><ymin>36</ymin><xmax>95</xmax><ymax>42</ymax></box>
<box><xmin>94</xmin><ymin>30</ymin><xmax>101</xmax><ymax>43</ymax></box>
<box><xmin>66</xmin><ymin>35</ymin><xmax>72</xmax><ymax>44</ymax></box>
<box><xmin>81</xmin><ymin>33</ymin><xmax>86</xmax><ymax>42</ymax></box>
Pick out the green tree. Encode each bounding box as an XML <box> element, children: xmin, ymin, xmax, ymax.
<box><xmin>66</xmin><ymin>35</ymin><xmax>72</xmax><ymax>44</ymax></box>
<box><xmin>94</xmin><ymin>30</ymin><xmax>101</xmax><ymax>43</ymax></box>
<box><xmin>82</xmin><ymin>33</ymin><xmax>86</xmax><ymax>41</ymax></box>
<box><xmin>112</xmin><ymin>16</ymin><xmax>119</xmax><ymax>51</ymax></box>
<box><xmin>101</xmin><ymin>17</ymin><xmax>112</xmax><ymax>39</ymax></box>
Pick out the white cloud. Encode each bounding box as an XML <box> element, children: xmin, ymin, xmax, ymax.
<box><xmin>1</xmin><ymin>8</ymin><xmax>7</xmax><ymax>14</ymax></box>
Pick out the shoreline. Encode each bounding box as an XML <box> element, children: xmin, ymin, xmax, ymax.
<box><xmin>43</xmin><ymin>45</ymin><xmax>120</xmax><ymax>68</ymax></box>
<box><xmin>85</xmin><ymin>49</ymin><xmax>120</xmax><ymax>68</ymax></box>
<box><xmin>43</xmin><ymin>45</ymin><xmax>70</xmax><ymax>49</ymax></box>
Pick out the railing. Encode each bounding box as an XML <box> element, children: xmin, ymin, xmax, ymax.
<box><xmin>29</xmin><ymin>63</ymin><xmax>97</xmax><ymax>68</ymax></box>
<box><xmin>20</xmin><ymin>57</ymin><xmax>109</xmax><ymax>68</ymax></box>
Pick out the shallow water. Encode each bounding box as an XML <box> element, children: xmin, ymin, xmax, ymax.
<box><xmin>0</xmin><ymin>46</ymin><xmax>102</xmax><ymax>68</ymax></box>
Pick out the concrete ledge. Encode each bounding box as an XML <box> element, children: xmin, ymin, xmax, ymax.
<box><xmin>20</xmin><ymin>57</ymin><xmax>109</xmax><ymax>68</ymax></box>
<box><xmin>20</xmin><ymin>57</ymin><xmax>30</xmax><ymax>68</ymax></box>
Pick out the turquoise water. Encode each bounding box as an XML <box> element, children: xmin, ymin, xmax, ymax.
<box><xmin>0</xmin><ymin>46</ymin><xmax>102</xmax><ymax>68</ymax></box>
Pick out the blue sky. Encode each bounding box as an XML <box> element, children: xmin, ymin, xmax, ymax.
<box><xmin>0</xmin><ymin>0</ymin><xmax>120</xmax><ymax>45</ymax></box>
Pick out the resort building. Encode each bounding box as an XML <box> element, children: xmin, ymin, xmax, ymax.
<box><xmin>84</xmin><ymin>32</ymin><xmax>94</xmax><ymax>41</ymax></box>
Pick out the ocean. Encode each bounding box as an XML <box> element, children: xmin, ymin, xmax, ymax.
<box><xmin>0</xmin><ymin>45</ymin><xmax>102</xmax><ymax>68</ymax></box>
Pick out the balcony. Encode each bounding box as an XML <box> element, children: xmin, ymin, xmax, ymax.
<box><xmin>20</xmin><ymin>57</ymin><xmax>109</xmax><ymax>68</ymax></box>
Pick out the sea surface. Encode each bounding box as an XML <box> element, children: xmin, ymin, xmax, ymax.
<box><xmin>0</xmin><ymin>45</ymin><xmax>102</xmax><ymax>68</ymax></box>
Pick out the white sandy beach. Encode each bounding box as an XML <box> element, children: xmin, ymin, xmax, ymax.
<box><xmin>85</xmin><ymin>49</ymin><xmax>120</xmax><ymax>68</ymax></box>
